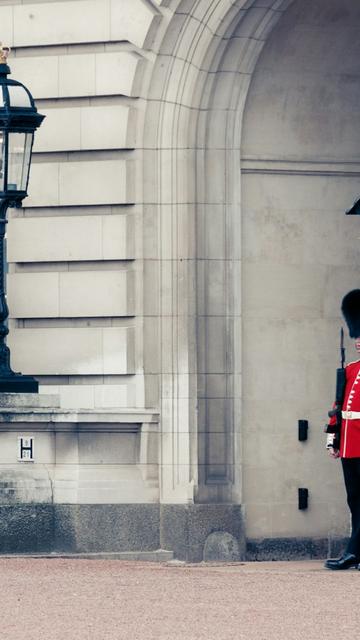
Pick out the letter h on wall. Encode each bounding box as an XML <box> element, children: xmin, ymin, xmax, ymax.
<box><xmin>18</xmin><ymin>436</ymin><xmax>34</xmax><ymax>462</ymax></box>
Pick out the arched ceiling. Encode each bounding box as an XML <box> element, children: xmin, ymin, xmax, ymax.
<box><xmin>242</xmin><ymin>0</ymin><xmax>360</xmax><ymax>162</ymax></box>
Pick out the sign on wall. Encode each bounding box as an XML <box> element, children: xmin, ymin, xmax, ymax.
<box><xmin>18</xmin><ymin>436</ymin><xmax>34</xmax><ymax>462</ymax></box>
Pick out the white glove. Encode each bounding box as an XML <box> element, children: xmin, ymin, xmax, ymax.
<box><xmin>326</xmin><ymin>433</ymin><xmax>340</xmax><ymax>458</ymax></box>
<box><xmin>326</xmin><ymin>433</ymin><xmax>335</xmax><ymax>449</ymax></box>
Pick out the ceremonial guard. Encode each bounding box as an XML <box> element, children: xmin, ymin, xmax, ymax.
<box><xmin>325</xmin><ymin>289</ymin><xmax>360</xmax><ymax>570</ymax></box>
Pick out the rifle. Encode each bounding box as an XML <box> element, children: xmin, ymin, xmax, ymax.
<box><xmin>325</xmin><ymin>328</ymin><xmax>346</xmax><ymax>450</ymax></box>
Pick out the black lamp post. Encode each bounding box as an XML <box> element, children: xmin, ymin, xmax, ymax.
<box><xmin>0</xmin><ymin>45</ymin><xmax>45</xmax><ymax>392</ymax></box>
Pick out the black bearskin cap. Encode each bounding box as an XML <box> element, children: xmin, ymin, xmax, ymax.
<box><xmin>341</xmin><ymin>289</ymin><xmax>360</xmax><ymax>338</ymax></box>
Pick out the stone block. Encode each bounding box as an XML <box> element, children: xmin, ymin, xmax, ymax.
<box><xmin>205</xmin><ymin>150</ymin><xmax>227</xmax><ymax>203</ymax></box>
<box><xmin>0</xmin><ymin>393</ymin><xmax>59</xmax><ymax>409</ymax></box>
<box><xmin>8</xmin><ymin>327</ymin><xmax>135</xmax><ymax>375</ymax></box>
<box><xmin>203</xmin><ymin>532</ymin><xmax>241</xmax><ymax>562</ymax></box>
<box><xmin>110</xmin><ymin>0</ymin><xmax>158</xmax><ymax>48</ymax></box>
<box><xmin>94</xmin><ymin>52</ymin><xmax>142</xmax><ymax>98</ymax></box>
<box><xmin>8</xmin><ymin>215</ymin><xmax>101</xmax><ymax>263</ymax></box>
<box><xmin>58</xmin><ymin>386</ymin><xmax>95</xmax><ymax>410</ymax></box>
<box><xmin>24</xmin><ymin>160</ymin><xmax>132</xmax><ymax>207</ymax></box>
<box><xmin>103</xmin><ymin>326</ymin><xmax>135</xmax><ymax>374</ymax></box>
<box><xmin>77</xmin><ymin>465</ymin><xmax>158</xmax><ymax>503</ymax></box>
<box><xmin>78</xmin><ymin>433</ymin><xmax>137</xmax><ymax>465</ymax></box>
<box><xmin>11</xmin><ymin>56</ymin><xmax>59</xmax><ymax>100</ymax></box>
<box><xmin>234</xmin><ymin>6</ymin><xmax>268</xmax><ymax>37</ymax></box>
<box><xmin>245</xmin><ymin>537</ymin><xmax>332</xmax><ymax>561</ymax></box>
<box><xmin>33</xmin><ymin>107</ymin><xmax>82</xmax><ymax>153</ymax></box>
<box><xmin>59</xmin><ymin>53</ymin><xmax>94</xmax><ymax>98</ymax></box>
<box><xmin>54</xmin><ymin>504</ymin><xmax>160</xmax><ymax>552</ymax></box>
<box><xmin>0</xmin><ymin>463</ymin><xmax>54</xmax><ymax>503</ymax></box>
<box><xmin>53</xmin><ymin>466</ymin><xmax>79</xmax><ymax>504</ymax></box>
<box><xmin>10</xmin><ymin>52</ymin><xmax>141</xmax><ymax>100</ymax></box>
<box><xmin>28</xmin><ymin>163</ymin><xmax>60</xmax><ymax>207</ymax></box>
<box><xmin>198</xmin><ymin>317</ymin><xmax>228</xmax><ymax>374</ymax></box>
<box><xmin>41</xmin><ymin>383</ymin><xmax>133</xmax><ymax>410</ymax></box>
<box><xmin>13</xmin><ymin>1</ymin><xmax>110</xmax><ymax>48</ymax></box>
<box><xmin>0</xmin><ymin>503</ymin><xmax>163</xmax><ymax>553</ymax></box>
<box><xmin>161</xmin><ymin>433</ymin><xmax>191</xmax><ymax>467</ymax></box>
<box><xmin>7</xmin><ymin>0</ymin><xmax>157</xmax><ymax>50</ymax></box>
<box><xmin>58</xmin><ymin>271</ymin><xmax>135</xmax><ymax>318</ymax></box>
<box><xmin>94</xmin><ymin>385</ymin><xmax>129</xmax><ymax>408</ymax></box>
<box><xmin>0</xmin><ymin>7</ymin><xmax>13</xmax><ymax>44</ymax></box>
<box><xmin>228</xmin><ymin>37</ymin><xmax>264</xmax><ymax>74</ymax></box>
<box><xmin>160</xmin><ymin>504</ymin><xmax>245</xmax><ymax>562</ymax></box>
<box><xmin>80</xmin><ymin>106</ymin><xmax>135</xmax><ymax>151</ymax></box>
<box><xmin>62</xmin><ymin>160</ymin><xmax>129</xmax><ymax>207</ymax></box>
<box><xmin>103</xmin><ymin>214</ymin><xmax>135</xmax><ymax>260</ymax></box>
<box><xmin>7</xmin><ymin>214</ymin><xmax>133</xmax><ymax>263</ymax></box>
<box><xmin>55</xmin><ymin>433</ymin><xmax>79</xmax><ymax>465</ymax></box>
<box><xmin>0</xmin><ymin>505</ymin><xmax>54</xmax><ymax>553</ymax></box>
<box><xmin>8</xmin><ymin>273</ymin><xmax>59</xmax><ymax>319</ymax></box>
<box><xmin>205</xmin><ymin>260</ymin><xmax>227</xmax><ymax>316</ymax></box>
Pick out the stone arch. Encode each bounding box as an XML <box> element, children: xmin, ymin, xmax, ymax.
<box><xmin>143</xmin><ymin>0</ymin><xmax>295</xmax><ymax>504</ymax></box>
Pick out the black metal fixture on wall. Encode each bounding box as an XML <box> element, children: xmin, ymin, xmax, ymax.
<box><xmin>298</xmin><ymin>419</ymin><xmax>308</xmax><ymax>442</ymax></box>
<box><xmin>0</xmin><ymin>44</ymin><xmax>45</xmax><ymax>392</ymax></box>
<box><xmin>346</xmin><ymin>198</ymin><xmax>360</xmax><ymax>215</ymax></box>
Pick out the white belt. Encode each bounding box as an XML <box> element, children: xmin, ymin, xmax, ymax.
<box><xmin>342</xmin><ymin>411</ymin><xmax>360</xmax><ymax>419</ymax></box>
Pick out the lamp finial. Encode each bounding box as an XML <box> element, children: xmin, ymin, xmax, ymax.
<box><xmin>0</xmin><ymin>44</ymin><xmax>10</xmax><ymax>65</ymax></box>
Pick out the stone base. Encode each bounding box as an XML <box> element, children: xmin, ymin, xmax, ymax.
<box><xmin>160</xmin><ymin>504</ymin><xmax>245</xmax><ymax>563</ymax></box>
<box><xmin>246</xmin><ymin>537</ymin><xmax>350</xmax><ymax>561</ymax></box>
<box><xmin>0</xmin><ymin>504</ymin><xmax>346</xmax><ymax>562</ymax></box>
<box><xmin>0</xmin><ymin>550</ymin><xmax>174</xmax><ymax>562</ymax></box>
<box><xmin>0</xmin><ymin>375</ymin><xmax>38</xmax><ymax>393</ymax></box>
<box><xmin>0</xmin><ymin>503</ymin><xmax>245</xmax><ymax>560</ymax></box>
<box><xmin>54</xmin><ymin>504</ymin><xmax>160</xmax><ymax>553</ymax></box>
<box><xmin>0</xmin><ymin>504</ymin><xmax>160</xmax><ymax>554</ymax></box>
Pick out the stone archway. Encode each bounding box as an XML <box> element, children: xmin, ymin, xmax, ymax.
<box><xmin>143</xmin><ymin>0</ymin><xmax>295</xmax><ymax>509</ymax></box>
<box><xmin>143</xmin><ymin>0</ymin><xmax>360</xmax><ymax>559</ymax></box>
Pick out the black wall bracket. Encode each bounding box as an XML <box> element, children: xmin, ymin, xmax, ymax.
<box><xmin>298</xmin><ymin>420</ymin><xmax>308</xmax><ymax>441</ymax></box>
<box><xmin>298</xmin><ymin>488</ymin><xmax>309</xmax><ymax>510</ymax></box>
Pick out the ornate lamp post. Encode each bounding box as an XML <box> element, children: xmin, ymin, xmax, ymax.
<box><xmin>0</xmin><ymin>44</ymin><xmax>45</xmax><ymax>392</ymax></box>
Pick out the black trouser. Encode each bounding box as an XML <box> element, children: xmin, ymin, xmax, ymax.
<box><xmin>341</xmin><ymin>457</ymin><xmax>360</xmax><ymax>556</ymax></box>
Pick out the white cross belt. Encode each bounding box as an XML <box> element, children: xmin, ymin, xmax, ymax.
<box><xmin>342</xmin><ymin>411</ymin><xmax>360</xmax><ymax>419</ymax></box>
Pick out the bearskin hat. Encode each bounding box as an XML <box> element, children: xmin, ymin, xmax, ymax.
<box><xmin>341</xmin><ymin>289</ymin><xmax>360</xmax><ymax>338</ymax></box>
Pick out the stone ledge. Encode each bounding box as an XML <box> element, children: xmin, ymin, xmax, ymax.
<box><xmin>0</xmin><ymin>503</ymin><xmax>161</xmax><ymax>553</ymax></box>
<box><xmin>0</xmin><ymin>550</ymin><xmax>174</xmax><ymax>562</ymax></box>
<box><xmin>0</xmin><ymin>407</ymin><xmax>159</xmax><ymax>428</ymax></box>
<box><xmin>0</xmin><ymin>393</ymin><xmax>60</xmax><ymax>408</ymax></box>
<box><xmin>246</xmin><ymin>537</ymin><xmax>349</xmax><ymax>561</ymax></box>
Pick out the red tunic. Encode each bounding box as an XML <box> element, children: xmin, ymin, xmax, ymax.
<box><xmin>331</xmin><ymin>359</ymin><xmax>360</xmax><ymax>458</ymax></box>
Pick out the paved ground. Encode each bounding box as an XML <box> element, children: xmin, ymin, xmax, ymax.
<box><xmin>1</xmin><ymin>558</ymin><xmax>359</xmax><ymax>639</ymax></box>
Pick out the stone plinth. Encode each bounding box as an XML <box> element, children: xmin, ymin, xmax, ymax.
<box><xmin>0</xmin><ymin>394</ymin><xmax>160</xmax><ymax>553</ymax></box>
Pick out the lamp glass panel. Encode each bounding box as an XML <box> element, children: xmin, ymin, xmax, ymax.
<box><xmin>0</xmin><ymin>131</ymin><xmax>5</xmax><ymax>191</ymax></box>
<box><xmin>7</xmin><ymin>132</ymin><xmax>33</xmax><ymax>192</ymax></box>
<box><xmin>7</xmin><ymin>85</ymin><xmax>32</xmax><ymax>108</ymax></box>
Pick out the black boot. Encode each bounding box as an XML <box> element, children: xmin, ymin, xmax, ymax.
<box><xmin>325</xmin><ymin>553</ymin><xmax>359</xmax><ymax>570</ymax></box>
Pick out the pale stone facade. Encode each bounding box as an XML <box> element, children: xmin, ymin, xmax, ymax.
<box><xmin>0</xmin><ymin>0</ymin><xmax>359</xmax><ymax>559</ymax></box>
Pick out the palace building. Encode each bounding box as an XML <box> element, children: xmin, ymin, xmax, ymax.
<box><xmin>0</xmin><ymin>0</ymin><xmax>359</xmax><ymax>560</ymax></box>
